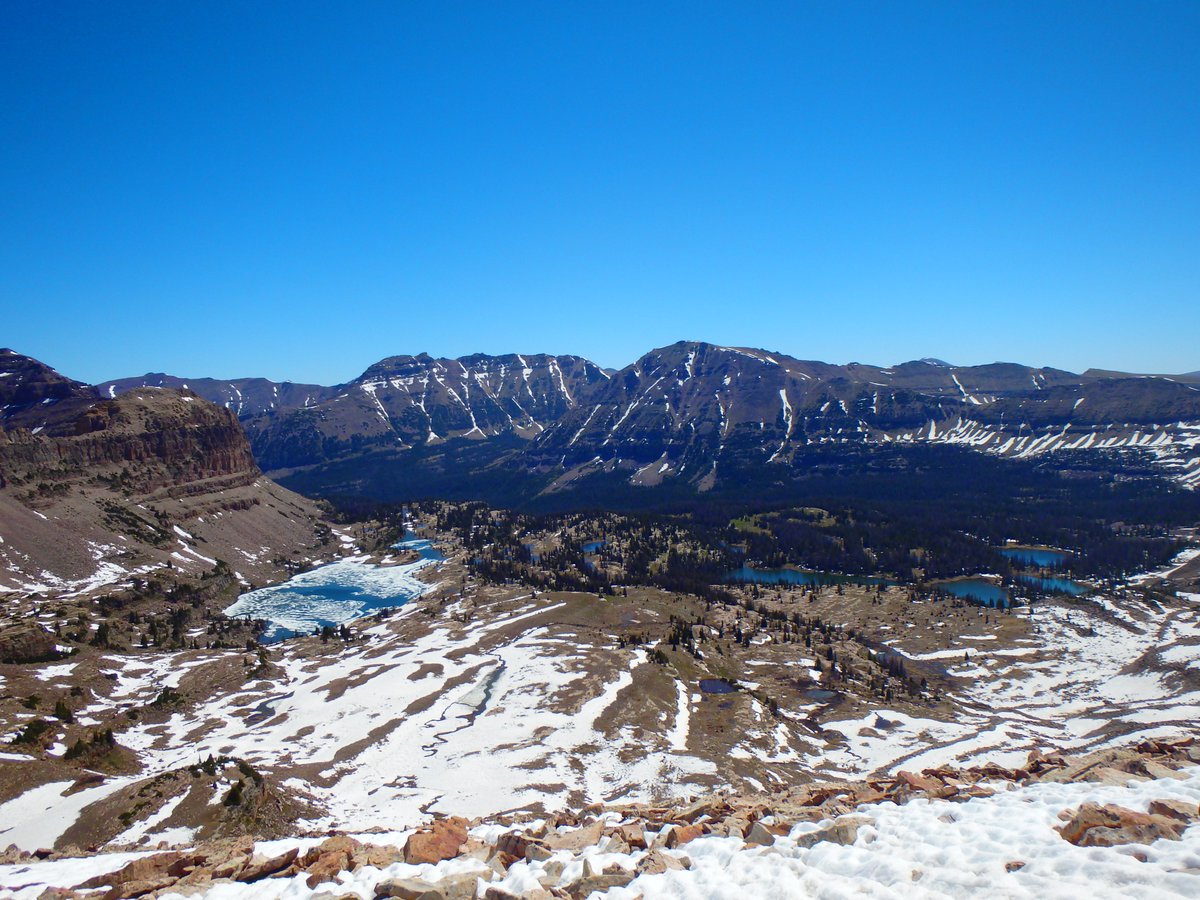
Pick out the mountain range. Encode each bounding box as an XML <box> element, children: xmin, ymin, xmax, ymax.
<box><xmin>92</xmin><ymin>342</ymin><xmax>1200</xmax><ymax>500</ymax></box>
<box><xmin>5</xmin><ymin>342</ymin><xmax>1198</xmax><ymax>519</ymax></box>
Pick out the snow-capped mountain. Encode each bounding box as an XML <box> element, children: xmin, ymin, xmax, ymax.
<box><xmin>531</xmin><ymin>341</ymin><xmax>1200</xmax><ymax>491</ymax></box>
<box><xmin>99</xmin><ymin>342</ymin><xmax>1200</xmax><ymax>495</ymax></box>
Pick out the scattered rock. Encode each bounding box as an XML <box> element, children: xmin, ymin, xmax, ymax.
<box><xmin>565</xmin><ymin>869</ymin><xmax>635</xmax><ymax>898</ymax></box>
<box><xmin>543</xmin><ymin>819</ymin><xmax>605</xmax><ymax>853</ymax></box>
<box><xmin>376</xmin><ymin>871</ymin><xmax>488</xmax><ymax>899</ymax></box>
<box><xmin>32</xmin><ymin>739</ymin><xmax>1200</xmax><ymax>900</ymax></box>
<box><xmin>1148</xmin><ymin>798</ymin><xmax>1200</xmax><ymax>823</ymax></box>
<box><xmin>794</xmin><ymin>815</ymin><xmax>871</xmax><ymax>849</ymax></box>
<box><xmin>744</xmin><ymin>821</ymin><xmax>775</xmax><ymax>846</ymax></box>
<box><xmin>636</xmin><ymin>848</ymin><xmax>689</xmax><ymax>875</ymax></box>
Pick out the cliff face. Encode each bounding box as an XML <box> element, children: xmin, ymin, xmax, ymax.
<box><xmin>1</xmin><ymin>392</ymin><xmax>259</xmax><ymax>494</ymax></box>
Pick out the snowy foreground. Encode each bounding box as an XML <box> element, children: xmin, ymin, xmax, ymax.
<box><xmin>3</xmin><ymin>758</ymin><xmax>1198</xmax><ymax>899</ymax></box>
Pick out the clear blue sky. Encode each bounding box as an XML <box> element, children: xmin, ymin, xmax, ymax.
<box><xmin>2</xmin><ymin>2</ymin><xmax>1197</xmax><ymax>384</ymax></box>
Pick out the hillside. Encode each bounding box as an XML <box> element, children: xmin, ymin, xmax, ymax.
<box><xmin>0</xmin><ymin>347</ymin><xmax>100</xmax><ymax>435</ymax></box>
<box><xmin>1</xmin><ymin>353</ymin><xmax>332</xmax><ymax>598</ymax></box>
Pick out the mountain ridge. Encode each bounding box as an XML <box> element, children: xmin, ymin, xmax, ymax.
<box><xmin>69</xmin><ymin>341</ymin><xmax>1200</xmax><ymax>500</ymax></box>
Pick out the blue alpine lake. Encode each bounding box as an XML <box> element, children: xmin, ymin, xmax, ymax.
<box><xmin>225</xmin><ymin>530</ymin><xmax>444</xmax><ymax>642</ymax></box>
<box><xmin>936</xmin><ymin>573</ymin><xmax>1090</xmax><ymax>606</ymax></box>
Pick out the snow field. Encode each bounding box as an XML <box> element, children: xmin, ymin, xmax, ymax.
<box><xmin>8</xmin><ymin>767</ymin><xmax>1198</xmax><ymax>899</ymax></box>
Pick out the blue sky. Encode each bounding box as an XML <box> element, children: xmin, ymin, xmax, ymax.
<box><xmin>2</xmin><ymin>2</ymin><xmax>1197</xmax><ymax>384</ymax></box>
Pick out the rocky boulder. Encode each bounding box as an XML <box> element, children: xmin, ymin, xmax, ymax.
<box><xmin>404</xmin><ymin>817</ymin><xmax>470</xmax><ymax>865</ymax></box>
<box><xmin>1058</xmin><ymin>803</ymin><xmax>1185</xmax><ymax>847</ymax></box>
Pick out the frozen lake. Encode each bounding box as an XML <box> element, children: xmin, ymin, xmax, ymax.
<box><xmin>225</xmin><ymin>532</ymin><xmax>444</xmax><ymax>641</ymax></box>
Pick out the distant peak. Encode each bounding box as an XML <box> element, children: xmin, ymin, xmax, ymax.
<box><xmin>918</xmin><ymin>358</ymin><xmax>953</xmax><ymax>367</ymax></box>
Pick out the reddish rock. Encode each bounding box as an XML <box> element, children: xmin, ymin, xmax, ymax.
<box><xmin>664</xmin><ymin>824</ymin><xmax>705</xmax><ymax>848</ymax></box>
<box><xmin>616</xmin><ymin>822</ymin><xmax>647</xmax><ymax>850</ymax></box>
<box><xmin>404</xmin><ymin>817</ymin><xmax>470</xmax><ymax>865</ymax></box>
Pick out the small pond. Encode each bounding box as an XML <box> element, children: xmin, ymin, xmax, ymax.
<box><xmin>699</xmin><ymin>678</ymin><xmax>738</xmax><ymax>694</ymax></box>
